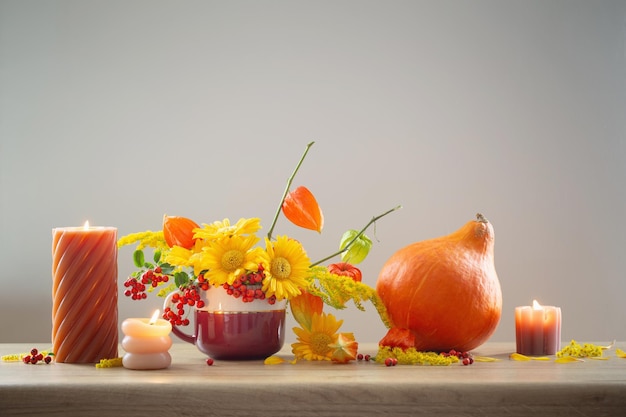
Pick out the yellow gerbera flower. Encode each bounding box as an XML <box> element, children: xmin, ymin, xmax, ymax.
<box><xmin>261</xmin><ymin>235</ymin><xmax>310</xmax><ymax>300</ymax></box>
<box><xmin>194</xmin><ymin>218</ymin><xmax>262</xmax><ymax>241</ymax></box>
<box><xmin>198</xmin><ymin>235</ymin><xmax>264</xmax><ymax>286</ymax></box>
<box><xmin>292</xmin><ymin>312</ymin><xmax>344</xmax><ymax>361</ymax></box>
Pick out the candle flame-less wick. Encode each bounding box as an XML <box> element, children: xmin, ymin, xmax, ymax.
<box><xmin>149</xmin><ymin>309</ymin><xmax>160</xmax><ymax>325</ymax></box>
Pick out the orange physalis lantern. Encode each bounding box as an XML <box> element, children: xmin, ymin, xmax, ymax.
<box><xmin>162</xmin><ymin>215</ymin><xmax>199</xmax><ymax>249</ymax></box>
<box><xmin>281</xmin><ymin>186</ymin><xmax>324</xmax><ymax>233</ymax></box>
<box><xmin>328</xmin><ymin>262</ymin><xmax>362</xmax><ymax>283</ymax></box>
<box><xmin>330</xmin><ymin>333</ymin><xmax>359</xmax><ymax>364</ymax></box>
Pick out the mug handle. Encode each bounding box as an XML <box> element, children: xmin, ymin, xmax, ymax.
<box><xmin>163</xmin><ymin>292</ymin><xmax>196</xmax><ymax>345</ymax></box>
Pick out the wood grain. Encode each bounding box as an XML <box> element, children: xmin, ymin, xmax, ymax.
<box><xmin>1</xmin><ymin>342</ymin><xmax>625</xmax><ymax>416</ymax></box>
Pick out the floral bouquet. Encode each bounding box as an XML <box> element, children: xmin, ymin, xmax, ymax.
<box><xmin>118</xmin><ymin>142</ymin><xmax>399</xmax><ymax>362</ymax></box>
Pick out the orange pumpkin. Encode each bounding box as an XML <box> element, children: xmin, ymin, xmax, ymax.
<box><xmin>162</xmin><ymin>215</ymin><xmax>199</xmax><ymax>249</ymax></box>
<box><xmin>376</xmin><ymin>214</ymin><xmax>502</xmax><ymax>352</ymax></box>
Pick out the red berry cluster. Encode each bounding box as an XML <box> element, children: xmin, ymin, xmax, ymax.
<box><xmin>163</xmin><ymin>284</ymin><xmax>205</xmax><ymax>326</ymax></box>
<box><xmin>23</xmin><ymin>348</ymin><xmax>52</xmax><ymax>365</ymax></box>
<box><xmin>123</xmin><ymin>267</ymin><xmax>170</xmax><ymax>300</ymax></box>
<box><xmin>222</xmin><ymin>266</ymin><xmax>276</xmax><ymax>304</ymax></box>
<box><xmin>441</xmin><ymin>349</ymin><xmax>474</xmax><ymax>365</ymax></box>
<box><xmin>356</xmin><ymin>353</ymin><xmax>371</xmax><ymax>361</ymax></box>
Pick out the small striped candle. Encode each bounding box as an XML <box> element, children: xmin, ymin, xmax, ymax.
<box><xmin>51</xmin><ymin>222</ymin><xmax>118</xmax><ymax>363</ymax></box>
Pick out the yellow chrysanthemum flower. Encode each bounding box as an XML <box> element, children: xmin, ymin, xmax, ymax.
<box><xmin>194</xmin><ymin>218</ymin><xmax>262</xmax><ymax>241</ymax></box>
<box><xmin>261</xmin><ymin>235</ymin><xmax>310</xmax><ymax>300</ymax></box>
<box><xmin>198</xmin><ymin>235</ymin><xmax>264</xmax><ymax>286</ymax></box>
<box><xmin>292</xmin><ymin>312</ymin><xmax>343</xmax><ymax>361</ymax></box>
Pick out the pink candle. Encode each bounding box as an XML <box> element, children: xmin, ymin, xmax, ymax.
<box><xmin>515</xmin><ymin>300</ymin><xmax>561</xmax><ymax>355</ymax></box>
<box><xmin>121</xmin><ymin>310</ymin><xmax>172</xmax><ymax>370</ymax></box>
<box><xmin>52</xmin><ymin>222</ymin><xmax>118</xmax><ymax>363</ymax></box>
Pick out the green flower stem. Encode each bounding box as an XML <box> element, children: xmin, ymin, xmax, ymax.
<box><xmin>310</xmin><ymin>205</ymin><xmax>402</xmax><ymax>267</ymax></box>
<box><xmin>267</xmin><ymin>141</ymin><xmax>315</xmax><ymax>241</ymax></box>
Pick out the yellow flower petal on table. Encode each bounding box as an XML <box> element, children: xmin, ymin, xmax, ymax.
<box><xmin>264</xmin><ymin>356</ymin><xmax>296</xmax><ymax>365</ymax></box>
<box><xmin>509</xmin><ymin>353</ymin><xmax>550</xmax><ymax>361</ymax></box>
<box><xmin>473</xmin><ymin>356</ymin><xmax>500</xmax><ymax>362</ymax></box>
<box><xmin>555</xmin><ymin>356</ymin><xmax>585</xmax><ymax>363</ymax></box>
<box><xmin>601</xmin><ymin>340</ymin><xmax>616</xmax><ymax>350</ymax></box>
<box><xmin>615</xmin><ymin>348</ymin><xmax>626</xmax><ymax>358</ymax></box>
<box><xmin>509</xmin><ymin>353</ymin><xmax>531</xmax><ymax>361</ymax></box>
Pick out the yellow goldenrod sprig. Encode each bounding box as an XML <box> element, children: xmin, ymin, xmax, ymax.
<box><xmin>95</xmin><ymin>357</ymin><xmax>123</xmax><ymax>368</ymax></box>
<box><xmin>117</xmin><ymin>230</ymin><xmax>167</xmax><ymax>251</ymax></box>
<box><xmin>2</xmin><ymin>349</ymin><xmax>53</xmax><ymax>362</ymax></box>
<box><xmin>556</xmin><ymin>340</ymin><xmax>604</xmax><ymax>358</ymax></box>
<box><xmin>376</xmin><ymin>346</ymin><xmax>459</xmax><ymax>366</ymax></box>
<box><xmin>306</xmin><ymin>266</ymin><xmax>392</xmax><ymax>328</ymax></box>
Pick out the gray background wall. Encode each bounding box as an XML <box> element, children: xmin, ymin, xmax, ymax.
<box><xmin>1</xmin><ymin>0</ymin><xmax>625</xmax><ymax>347</ymax></box>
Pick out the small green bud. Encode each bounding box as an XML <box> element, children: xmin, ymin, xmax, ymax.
<box><xmin>339</xmin><ymin>229</ymin><xmax>372</xmax><ymax>264</ymax></box>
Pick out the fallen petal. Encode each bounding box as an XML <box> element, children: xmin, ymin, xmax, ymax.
<box><xmin>473</xmin><ymin>356</ymin><xmax>500</xmax><ymax>362</ymax></box>
<box><xmin>555</xmin><ymin>356</ymin><xmax>585</xmax><ymax>363</ymax></box>
<box><xmin>264</xmin><ymin>356</ymin><xmax>286</xmax><ymax>365</ymax></box>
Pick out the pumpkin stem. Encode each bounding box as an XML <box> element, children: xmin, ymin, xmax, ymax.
<box><xmin>267</xmin><ymin>141</ymin><xmax>315</xmax><ymax>240</ymax></box>
<box><xmin>310</xmin><ymin>205</ymin><xmax>402</xmax><ymax>267</ymax></box>
<box><xmin>476</xmin><ymin>213</ymin><xmax>488</xmax><ymax>223</ymax></box>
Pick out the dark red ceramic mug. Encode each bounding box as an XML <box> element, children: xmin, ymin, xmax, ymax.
<box><xmin>163</xmin><ymin>286</ymin><xmax>286</xmax><ymax>360</ymax></box>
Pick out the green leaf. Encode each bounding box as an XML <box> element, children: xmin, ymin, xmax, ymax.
<box><xmin>153</xmin><ymin>250</ymin><xmax>162</xmax><ymax>264</ymax></box>
<box><xmin>133</xmin><ymin>250</ymin><xmax>145</xmax><ymax>268</ymax></box>
<box><xmin>143</xmin><ymin>262</ymin><xmax>155</xmax><ymax>269</ymax></box>
<box><xmin>339</xmin><ymin>230</ymin><xmax>373</xmax><ymax>264</ymax></box>
<box><xmin>174</xmin><ymin>271</ymin><xmax>190</xmax><ymax>287</ymax></box>
<box><xmin>159</xmin><ymin>263</ymin><xmax>174</xmax><ymax>274</ymax></box>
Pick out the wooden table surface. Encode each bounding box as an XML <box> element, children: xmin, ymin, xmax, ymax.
<box><xmin>1</xmin><ymin>342</ymin><xmax>625</xmax><ymax>416</ymax></box>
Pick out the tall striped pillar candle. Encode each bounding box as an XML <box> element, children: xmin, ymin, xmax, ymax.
<box><xmin>51</xmin><ymin>222</ymin><xmax>118</xmax><ymax>363</ymax></box>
